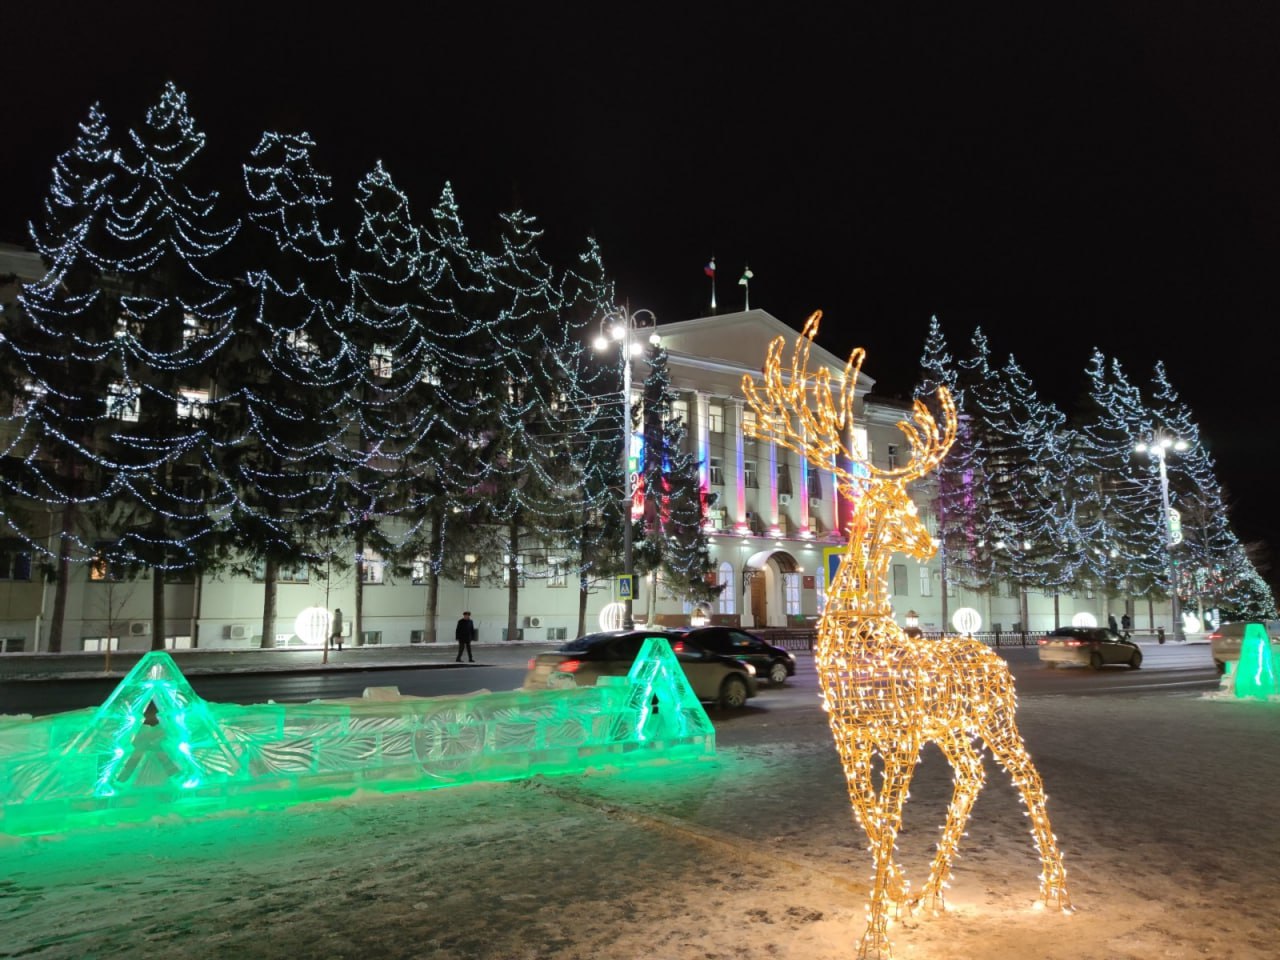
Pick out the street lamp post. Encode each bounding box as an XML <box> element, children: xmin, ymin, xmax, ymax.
<box><xmin>594</xmin><ymin>307</ymin><xmax>660</xmax><ymax>630</ymax></box>
<box><xmin>1135</xmin><ymin>435</ymin><xmax>1188</xmax><ymax>642</ymax></box>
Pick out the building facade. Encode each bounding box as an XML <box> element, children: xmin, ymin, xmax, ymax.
<box><xmin>0</xmin><ymin>244</ymin><xmax>1176</xmax><ymax>652</ymax></box>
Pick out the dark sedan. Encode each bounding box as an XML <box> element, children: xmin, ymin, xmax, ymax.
<box><xmin>668</xmin><ymin>626</ymin><xmax>797</xmax><ymax>686</ymax></box>
<box><xmin>1037</xmin><ymin>626</ymin><xmax>1143</xmax><ymax>670</ymax></box>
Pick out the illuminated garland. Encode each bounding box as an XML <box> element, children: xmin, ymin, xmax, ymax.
<box><xmin>746</xmin><ymin>313</ymin><xmax>1070</xmax><ymax>959</ymax></box>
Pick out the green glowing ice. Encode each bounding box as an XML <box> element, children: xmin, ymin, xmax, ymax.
<box><xmin>0</xmin><ymin>637</ymin><xmax>714</xmax><ymax>836</ymax></box>
<box><xmin>1234</xmin><ymin>621</ymin><xmax>1279</xmax><ymax>700</ymax></box>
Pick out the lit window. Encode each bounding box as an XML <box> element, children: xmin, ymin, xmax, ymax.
<box><xmin>717</xmin><ymin>562</ymin><xmax>735</xmax><ymax>615</ymax></box>
<box><xmin>412</xmin><ymin>558</ymin><xmax>429</xmax><ymax>585</ymax></box>
<box><xmin>288</xmin><ymin>328</ymin><xmax>320</xmax><ymax>363</ymax></box>
<box><xmin>12</xmin><ymin>381</ymin><xmax>46</xmax><ymax>417</ymax></box>
<box><xmin>919</xmin><ymin>567</ymin><xmax>932</xmax><ymax>597</ymax></box>
<box><xmin>463</xmin><ymin>556</ymin><xmax>480</xmax><ymax>588</ymax></box>
<box><xmin>672</xmin><ymin>399</ymin><xmax>688</xmax><ymax>424</ymax></box>
<box><xmin>742</xmin><ymin>408</ymin><xmax>758</xmax><ymax>438</ymax></box>
<box><xmin>361</xmin><ymin>549</ymin><xmax>385</xmax><ymax>584</ymax></box>
<box><xmin>548</xmin><ymin>558</ymin><xmax>567</xmax><ymax>588</ymax></box>
<box><xmin>784</xmin><ymin>572</ymin><xmax>801</xmax><ymax>616</ymax></box>
<box><xmin>370</xmin><ymin>345</ymin><xmax>393</xmax><ymax>379</ymax></box>
<box><xmin>183</xmin><ymin>312</ymin><xmax>212</xmax><ymax>343</ymax></box>
<box><xmin>90</xmin><ymin>542</ymin><xmax>120</xmax><ymax>582</ymax></box>
<box><xmin>708</xmin><ymin>403</ymin><xmax>724</xmax><ymax>433</ymax></box>
<box><xmin>107</xmin><ymin>382</ymin><xmax>140</xmax><ymax>422</ymax></box>
<box><xmin>502</xmin><ymin>553</ymin><xmax>526</xmax><ymax>587</ymax></box>
<box><xmin>177</xmin><ymin>387</ymin><xmax>209</xmax><ymax>420</ymax></box>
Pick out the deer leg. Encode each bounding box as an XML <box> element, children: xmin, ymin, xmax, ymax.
<box><xmin>982</xmin><ymin>715</ymin><xmax>1072</xmax><ymax>913</ymax></box>
<box><xmin>845</xmin><ymin>742</ymin><xmax>917</xmax><ymax>960</ymax></box>
<box><xmin>918</xmin><ymin>730</ymin><xmax>986</xmax><ymax>914</ymax></box>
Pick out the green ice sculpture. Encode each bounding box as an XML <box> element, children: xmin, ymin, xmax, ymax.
<box><xmin>0</xmin><ymin>637</ymin><xmax>714</xmax><ymax>836</ymax></box>
<box><xmin>1234</xmin><ymin>621</ymin><xmax>1279</xmax><ymax>700</ymax></box>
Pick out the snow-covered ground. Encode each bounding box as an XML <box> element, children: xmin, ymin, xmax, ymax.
<box><xmin>3</xmin><ymin>677</ymin><xmax>1277</xmax><ymax>959</ymax></box>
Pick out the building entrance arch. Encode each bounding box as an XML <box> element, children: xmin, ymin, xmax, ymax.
<box><xmin>741</xmin><ymin>549</ymin><xmax>800</xmax><ymax>628</ymax></box>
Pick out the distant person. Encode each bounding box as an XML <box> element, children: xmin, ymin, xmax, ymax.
<box><xmin>1121</xmin><ymin>613</ymin><xmax>1132</xmax><ymax>636</ymax></box>
<box><xmin>331</xmin><ymin>608</ymin><xmax>344</xmax><ymax>651</ymax></box>
<box><xmin>455</xmin><ymin>610</ymin><xmax>476</xmax><ymax>663</ymax></box>
<box><xmin>1108</xmin><ymin>614</ymin><xmax>1118</xmax><ymax>634</ymax></box>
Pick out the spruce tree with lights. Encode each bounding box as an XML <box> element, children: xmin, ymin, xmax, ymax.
<box><xmin>340</xmin><ymin>160</ymin><xmax>428</xmax><ymax>645</ymax></box>
<box><xmin>395</xmin><ymin>181</ymin><xmax>502</xmax><ymax>642</ymax></box>
<box><xmin>559</xmin><ymin>239</ymin><xmax>626</xmax><ymax>637</ymax></box>
<box><xmin>221</xmin><ymin>130</ymin><xmax>356</xmax><ymax>647</ymax></box>
<box><xmin>97</xmin><ymin>82</ymin><xmax>240</xmax><ymax>648</ymax></box>
<box><xmin>484</xmin><ymin>209</ymin><xmax>583</xmax><ymax>639</ymax></box>
<box><xmin>1</xmin><ymin>103</ymin><xmax>122</xmax><ymax>651</ymax></box>
<box><xmin>1074</xmin><ymin>350</ymin><xmax>1165</xmax><ymax>614</ymax></box>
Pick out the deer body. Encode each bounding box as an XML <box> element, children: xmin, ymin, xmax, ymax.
<box><xmin>744</xmin><ymin>314</ymin><xmax>1069</xmax><ymax>960</ymax></box>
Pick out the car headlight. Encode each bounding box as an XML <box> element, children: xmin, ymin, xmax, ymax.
<box><xmin>743</xmin><ymin>663</ymin><xmax>756</xmax><ymax>676</ymax></box>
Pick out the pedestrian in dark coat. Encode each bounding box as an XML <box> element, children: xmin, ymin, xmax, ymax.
<box><xmin>455</xmin><ymin>611</ymin><xmax>476</xmax><ymax>663</ymax></box>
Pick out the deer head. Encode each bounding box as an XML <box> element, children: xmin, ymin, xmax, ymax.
<box><xmin>742</xmin><ymin>311</ymin><xmax>957</xmax><ymax>564</ymax></box>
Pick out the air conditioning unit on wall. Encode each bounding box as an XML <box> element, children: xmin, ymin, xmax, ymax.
<box><xmin>522</xmin><ymin>616</ymin><xmax>543</xmax><ymax>629</ymax></box>
<box><xmin>128</xmin><ymin>620</ymin><xmax>150</xmax><ymax>636</ymax></box>
<box><xmin>225</xmin><ymin>624</ymin><xmax>249</xmax><ymax>640</ymax></box>
<box><xmin>778</xmin><ymin>493</ymin><xmax>792</xmax><ymax>506</ymax></box>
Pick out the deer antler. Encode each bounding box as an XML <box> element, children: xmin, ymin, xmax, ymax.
<box><xmin>742</xmin><ymin>311</ymin><xmax>958</xmax><ymax>488</ymax></box>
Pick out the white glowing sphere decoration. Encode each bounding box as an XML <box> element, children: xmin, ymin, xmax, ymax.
<box><xmin>295</xmin><ymin>606</ymin><xmax>331</xmax><ymax>646</ymax></box>
<box><xmin>951</xmin><ymin>607</ymin><xmax>982</xmax><ymax>635</ymax></box>
<box><xmin>599</xmin><ymin>602</ymin><xmax>627</xmax><ymax>632</ymax></box>
<box><xmin>1182</xmin><ymin>612</ymin><xmax>1202</xmax><ymax>634</ymax></box>
<box><xmin>1071</xmin><ymin>612</ymin><xmax>1098</xmax><ymax>628</ymax></box>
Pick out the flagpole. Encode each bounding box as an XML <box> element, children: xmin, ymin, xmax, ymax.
<box><xmin>705</xmin><ymin>256</ymin><xmax>717</xmax><ymax>313</ymax></box>
<box><xmin>739</xmin><ymin>264</ymin><xmax>753</xmax><ymax>311</ymax></box>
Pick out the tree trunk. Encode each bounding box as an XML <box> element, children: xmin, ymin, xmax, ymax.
<box><xmin>260</xmin><ymin>555</ymin><xmax>279</xmax><ymax>648</ymax></box>
<box><xmin>577</xmin><ymin>576</ymin><xmax>589</xmax><ymax>638</ymax></box>
<box><xmin>507</xmin><ymin>516</ymin><xmax>520</xmax><ymax>640</ymax></box>
<box><xmin>424</xmin><ymin>512</ymin><xmax>443</xmax><ymax>643</ymax></box>
<box><xmin>151</xmin><ymin>566</ymin><xmax>166</xmax><ymax>651</ymax></box>
<box><xmin>355</xmin><ymin>532</ymin><xmax>365</xmax><ymax>648</ymax></box>
<box><xmin>48</xmin><ymin>509</ymin><xmax>76</xmax><ymax>654</ymax></box>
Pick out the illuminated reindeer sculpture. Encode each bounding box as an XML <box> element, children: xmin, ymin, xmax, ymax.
<box><xmin>743</xmin><ymin>313</ymin><xmax>1069</xmax><ymax>959</ymax></box>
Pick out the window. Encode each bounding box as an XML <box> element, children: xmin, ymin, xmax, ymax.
<box><xmin>1006</xmin><ymin>579</ymin><xmax>1019</xmax><ymax>598</ymax></box>
<box><xmin>777</xmin><ymin>465</ymin><xmax>793</xmax><ymax>495</ymax></box>
<box><xmin>887</xmin><ymin>443</ymin><xmax>899</xmax><ymax>470</ymax></box>
<box><xmin>784</xmin><ymin>572</ymin><xmax>801</xmax><ymax>616</ymax></box>
<box><xmin>892</xmin><ymin>563</ymin><xmax>908</xmax><ymax>597</ymax></box>
<box><xmin>288</xmin><ymin>328</ymin><xmax>320</xmax><ymax>364</ymax></box>
<box><xmin>918</xmin><ymin>566</ymin><xmax>932</xmax><ymax>597</ymax></box>
<box><xmin>708</xmin><ymin>403</ymin><xmax>724</xmax><ymax>433</ymax></box>
<box><xmin>107</xmin><ymin>382</ymin><xmax>140</xmax><ymax>422</ymax></box>
<box><xmin>1084</xmin><ymin>581</ymin><xmax>1096</xmax><ymax>600</ymax></box>
<box><xmin>361</xmin><ymin>549</ymin><xmax>385</xmax><ymax>584</ymax></box>
<box><xmin>0</xmin><ymin>637</ymin><xmax>26</xmax><ymax>653</ymax></box>
<box><xmin>672</xmin><ymin>398</ymin><xmax>688</xmax><ymax>424</ymax></box>
<box><xmin>177</xmin><ymin>387</ymin><xmax>209</xmax><ymax>420</ymax></box>
<box><xmin>0</xmin><ymin>542</ymin><xmax>32</xmax><ymax>581</ymax></box>
<box><xmin>743</xmin><ymin>460</ymin><xmax>758</xmax><ymax>489</ymax></box>
<box><xmin>709</xmin><ymin>457</ymin><xmax>724</xmax><ymax>486</ymax></box>
<box><xmin>947</xmin><ymin>579</ymin><xmax>957</xmax><ymax>598</ymax></box>
<box><xmin>90</xmin><ymin>541</ymin><xmax>120</xmax><ymax>582</ymax></box>
<box><xmin>370</xmin><ymin>344</ymin><xmax>393</xmax><ymax>379</ymax></box>
<box><xmin>411</xmin><ymin>558</ymin><xmax>429</xmax><ymax>585</ymax></box>
<box><xmin>183</xmin><ymin>312</ymin><xmax>212</xmax><ymax>343</ymax></box>
<box><xmin>548</xmin><ymin>558</ymin><xmax>567</xmax><ymax>588</ymax></box>
<box><xmin>12</xmin><ymin>381</ymin><xmax>46</xmax><ymax>417</ymax></box>
<box><xmin>742</xmin><ymin>407</ymin><xmax>758</xmax><ymax>439</ymax></box>
<box><xmin>252</xmin><ymin>562</ymin><xmax>309</xmax><ymax>583</ymax></box>
<box><xmin>808</xmin><ymin>471</ymin><xmax>822</xmax><ymax>499</ymax></box>
<box><xmin>502</xmin><ymin>553</ymin><xmax>526</xmax><ymax>587</ymax></box>
<box><xmin>717</xmin><ymin>562</ymin><xmax>735</xmax><ymax>615</ymax></box>
<box><xmin>82</xmin><ymin>637</ymin><xmax>120</xmax><ymax>652</ymax></box>
<box><xmin>463</xmin><ymin>556</ymin><xmax>480</xmax><ymax>588</ymax></box>
<box><xmin>548</xmin><ymin>626</ymin><xmax>568</xmax><ymax>641</ymax></box>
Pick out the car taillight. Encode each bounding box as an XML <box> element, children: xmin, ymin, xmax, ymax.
<box><xmin>1064</xmin><ymin>640</ymin><xmax>1086</xmax><ymax>647</ymax></box>
<box><xmin>671</xmin><ymin>640</ymin><xmax>685</xmax><ymax>652</ymax></box>
<box><xmin>527</xmin><ymin>658</ymin><xmax>537</xmax><ymax>670</ymax></box>
<box><xmin>1037</xmin><ymin>638</ymin><xmax>1048</xmax><ymax>645</ymax></box>
<box><xmin>556</xmin><ymin>659</ymin><xmax>583</xmax><ymax>673</ymax></box>
<box><xmin>1207</xmin><ymin>633</ymin><xmax>1222</xmax><ymax>642</ymax></box>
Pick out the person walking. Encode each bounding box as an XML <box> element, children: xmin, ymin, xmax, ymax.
<box><xmin>455</xmin><ymin>611</ymin><xmax>476</xmax><ymax>663</ymax></box>
<box><xmin>331</xmin><ymin>608</ymin><xmax>344</xmax><ymax>651</ymax></box>
<box><xmin>1121</xmin><ymin>613</ymin><xmax>1132</xmax><ymax>637</ymax></box>
<box><xmin>1108</xmin><ymin>614</ymin><xmax>1119</xmax><ymax>634</ymax></box>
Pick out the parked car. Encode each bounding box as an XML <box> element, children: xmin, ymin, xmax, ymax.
<box><xmin>667</xmin><ymin>626</ymin><xmax>797</xmax><ymax>686</ymax></box>
<box><xmin>1208</xmin><ymin>620</ymin><xmax>1280</xmax><ymax>675</ymax></box>
<box><xmin>523</xmin><ymin>630</ymin><xmax>758</xmax><ymax>708</ymax></box>
<box><xmin>1037</xmin><ymin>626</ymin><xmax>1143</xmax><ymax>670</ymax></box>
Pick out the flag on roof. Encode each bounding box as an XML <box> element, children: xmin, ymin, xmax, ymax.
<box><xmin>704</xmin><ymin>259</ymin><xmax>716</xmax><ymax>278</ymax></box>
<box><xmin>739</xmin><ymin>266</ymin><xmax>753</xmax><ymax>286</ymax></box>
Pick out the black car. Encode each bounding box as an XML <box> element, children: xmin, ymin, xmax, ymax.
<box><xmin>668</xmin><ymin>626</ymin><xmax>797</xmax><ymax>686</ymax></box>
<box><xmin>523</xmin><ymin>630</ymin><xmax>759</xmax><ymax>708</ymax></box>
<box><xmin>1037</xmin><ymin>626</ymin><xmax>1143</xmax><ymax>670</ymax></box>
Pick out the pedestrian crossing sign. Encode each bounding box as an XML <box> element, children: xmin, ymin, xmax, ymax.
<box><xmin>617</xmin><ymin>574</ymin><xmax>634</xmax><ymax>599</ymax></box>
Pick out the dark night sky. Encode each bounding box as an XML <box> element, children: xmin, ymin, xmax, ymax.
<box><xmin>5</xmin><ymin>3</ymin><xmax>1279</xmax><ymax>579</ymax></box>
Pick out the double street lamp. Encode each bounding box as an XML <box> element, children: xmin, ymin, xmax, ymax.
<box><xmin>1135</xmin><ymin>434</ymin><xmax>1189</xmax><ymax>642</ymax></box>
<box><xmin>593</xmin><ymin>307</ymin><xmax>661</xmax><ymax>629</ymax></box>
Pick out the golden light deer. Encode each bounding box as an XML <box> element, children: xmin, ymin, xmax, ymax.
<box><xmin>743</xmin><ymin>312</ymin><xmax>1070</xmax><ymax>959</ymax></box>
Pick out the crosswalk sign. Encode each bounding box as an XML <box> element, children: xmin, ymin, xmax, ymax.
<box><xmin>617</xmin><ymin>574</ymin><xmax>634</xmax><ymax>599</ymax></box>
